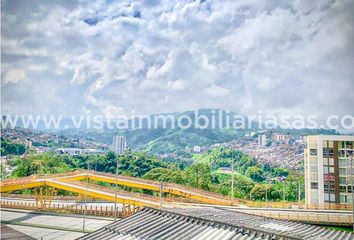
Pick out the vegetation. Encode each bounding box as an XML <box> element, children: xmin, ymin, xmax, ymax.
<box><xmin>0</xmin><ymin>137</ymin><xmax>26</xmax><ymax>156</ymax></box>
<box><xmin>7</xmin><ymin>147</ymin><xmax>304</xmax><ymax>202</ymax></box>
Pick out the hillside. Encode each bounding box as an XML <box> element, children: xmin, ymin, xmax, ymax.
<box><xmin>7</xmin><ymin>109</ymin><xmax>339</xmax><ymax>155</ymax></box>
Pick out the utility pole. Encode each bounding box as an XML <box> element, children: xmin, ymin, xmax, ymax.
<box><xmin>114</xmin><ymin>156</ymin><xmax>118</xmax><ymax>221</ymax></box>
<box><xmin>159</xmin><ymin>181</ymin><xmax>163</xmax><ymax>209</ymax></box>
<box><xmin>298</xmin><ymin>182</ymin><xmax>301</xmax><ymax>203</ymax></box>
<box><xmin>231</xmin><ymin>151</ymin><xmax>234</xmax><ymax>200</ymax></box>
<box><xmin>82</xmin><ymin>162</ymin><xmax>89</xmax><ymax>232</ymax></box>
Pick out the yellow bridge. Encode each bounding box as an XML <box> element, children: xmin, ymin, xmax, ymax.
<box><xmin>1</xmin><ymin>170</ymin><xmax>353</xmax><ymax>226</ymax></box>
<box><xmin>0</xmin><ymin>170</ymin><xmax>235</xmax><ymax>208</ymax></box>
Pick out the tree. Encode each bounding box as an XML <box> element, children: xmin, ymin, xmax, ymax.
<box><xmin>250</xmin><ymin>184</ymin><xmax>273</xmax><ymax>201</ymax></box>
<box><xmin>183</xmin><ymin>163</ymin><xmax>212</xmax><ymax>190</ymax></box>
<box><xmin>215</xmin><ymin>173</ymin><xmax>255</xmax><ymax>198</ymax></box>
<box><xmin>144</xmin><ymin>167</ymin><xmax>184</xmax><ymax>184</ymax></box>
<box><xmin>11</xmin><ymin>153</ymin><xmax>70</xmax><ymax>177</ymax></box>
<box><xmin>0</xmin><ymin>137</ymin><xmax>26</xmax><ymax>156</ymax></box>
<box><xmin>246</xmin><ymin>166</ymin><xmax>265</xmax><ymax>182</ymax></box>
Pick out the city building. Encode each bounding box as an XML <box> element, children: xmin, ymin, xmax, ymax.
<box><xmin>112</xmin><ymin>135</ymin><xmax>126</xmax><ymax>155</ymax></box>
<box><xmin>258</xmin><ymin>134</ymin><xmax>267</xmax><ymax>147</ymax></box>
<box><xmin>304</xmin><ymin>135</ymin><xmax>354</xmax><ymax>207</ymax></box>
<box><xmin>272</xmin><ymin>133</ymin><xmax>288</xmax><ymax>142</ymax></box>
<box><xmin>193</xmin><ymin>145</ymin><xmax>201</xmax><ymax>153</ymax></box>
<box><xmin>55</xmin><ymin>148</ymin><xmax>81</xmax><ymax>155</ymax></box>
<box><xmin>55</xmin><ymin>148</ymin><xmax>105</xmax><ymax>155</ymax></box>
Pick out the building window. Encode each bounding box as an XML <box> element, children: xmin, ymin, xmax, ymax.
<box><xmin>323</xmin><ymin>148</ymin><xmax>334</xmax><ymax>157</ymax></box>
<box><xmin>339</xmin><ymin>168</ymin><xmax>346</xmax><ymax>175</ymax></box>
<box><xmin>324</xmin><ymin>194</ymin><xmax>336</xmax><ymax>202</ymax></box>
<box><xmin>339</xmin><ymin>177</ymin><xmax>346</xmax><ymax>184</ymax></box>
<box><xmin>323</xmin><ymin>158</ymin><xmax>328</xmax><ymax>165</ymax></box>
<box><xmin>329</xmin><ymin>158</ymin><xmax>334</xmax><ymax>165</ymax></box>
<box><xmin>310</xmin><ymin>149</ymin><xmax>317</xmax><ymax>156</ymax></box>
<box><xmin>340</xmin><ymin>195</ymin><xmax>347</xmax><ymax>203</ymax></box>
<box><xmin>339</xmin><ymin>159</ymin><xmax>347</xmax><ymax>167</ymax></box>
<box><xmin>340</xmin><ymin>186</ymin><xmax>347</xmax><ymax>193</ymax></box>
<box><xmin>311</xmin><ymin>182</ymin><xmax>318</xmax><ymax>189</ymax></box>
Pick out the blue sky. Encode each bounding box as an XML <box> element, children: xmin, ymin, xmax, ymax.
<box><xmin>1</xmin><ymin>0</ymin><xmax>354</xmax><ymax>121</ymax></box>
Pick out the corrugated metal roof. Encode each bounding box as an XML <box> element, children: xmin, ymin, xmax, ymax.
<box><xmin>77</xmin><ymin>207</ymin><xmax>353</xmax><ymax>240</ymax></box>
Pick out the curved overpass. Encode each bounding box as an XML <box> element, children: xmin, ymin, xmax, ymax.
<box><xmin>0</xmin><ymin>170</ymin><xmax>235</xmax><ymax>207</ymax></box>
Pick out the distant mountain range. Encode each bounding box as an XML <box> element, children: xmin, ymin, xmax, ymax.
<box><xmin>48</xmin><ymin>109</ymin><xmax>338</xmax><ymax>155</ymax></box>
<box><xmin>2</xmin><ymin>109</ymin><xmax>339</xmax><ymax>155</ymax></box>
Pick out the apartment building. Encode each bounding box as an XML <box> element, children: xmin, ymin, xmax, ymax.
<box><xmin>304</xmin><ymin>135</ymin><xmax>354</xmax><ymax>206</ymax></box>
<box><xmin>112</xmin><ymin>136</ymin><xmax>127</xmax><ymax>155</ymax></box>
<box><xmin>258</xmin><ymin>134</ymin><xmax>267</xmax><ymax>147</ymax></box>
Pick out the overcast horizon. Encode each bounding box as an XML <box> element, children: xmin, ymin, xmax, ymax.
<box><xmin>1</xmin><ymin>0</ymin><xmax>354</xmax><ymax>129</ymax></box>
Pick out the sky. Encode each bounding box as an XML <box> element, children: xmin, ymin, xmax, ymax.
<box><xmin>1</xmin><ymin>0</ymin><xmax>354</xmax><ymax>121</ymax></box>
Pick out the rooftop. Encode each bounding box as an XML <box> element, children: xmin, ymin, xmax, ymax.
<box><xmin>78</xmin><ymin>207</ymin><xmax>353</xmax><ymax>240</ymax></box>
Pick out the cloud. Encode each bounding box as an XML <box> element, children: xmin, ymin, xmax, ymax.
<box><xmin>3</xmin><ymin>68</ymin><xmax>26</xmax><ymax>84</ymax></box>
<box><xmin>1</xmin><ymin>0</ymin><xmax>353</xmax><ymax>124</ymax></box>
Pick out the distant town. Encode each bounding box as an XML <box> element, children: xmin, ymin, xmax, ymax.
<box><xmin>2</xmin><ymin>127</ymin><xmax>304</xmax><ymax>173</ymax></box>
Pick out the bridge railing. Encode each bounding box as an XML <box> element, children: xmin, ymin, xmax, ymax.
<box><xmin>70</xmin><ymin>181</ymin><xmax>161</xmax><ymax>202</ymax></box>
<box><xmin>255</xmin><ymin>210</ymin><xmax>353</xmax><ymax>226</ymax></box>
<box><xmin>0</xmin><ymin>200</ymin><xmax>139</xmax><ymax>218</ymax></box>
<box><xmin>243</xmin><ymin>201</ymin><xmax>353</xmax><ymax>210</ymax></box>
<box><xmin>89</xmin><ymin>170</ymin><xmax>235</xmax><ymax>203</ymax></box>
<box><xmin>0</xmin><ymin>170</ymin><xmax>81</xmax><ymax>186</ymax></box>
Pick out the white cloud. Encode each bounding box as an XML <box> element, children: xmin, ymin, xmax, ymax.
<box><xmin>3</xmin><ymin>69</ymin><xmax>26</xmax><ymax>84</ymax></box>
<box><xmin>166</xmin><ymin>79</ymin><xmax>186</xmax><ymax>91</ymax></box>
<box><xmin>205</xmin><ymin>84</ymin><xmax>230</xmax><ymax>97</ymax></box>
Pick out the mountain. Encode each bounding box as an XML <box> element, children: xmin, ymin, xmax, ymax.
<box><xmin>52</xmin><ymin>109</ymin><xmax>338</xmax><ymax>155</ymax></box>
<box><xmin>3</xmin><ymin>109</ymin><xmax>339</xmax><ymax>155</ymax></box>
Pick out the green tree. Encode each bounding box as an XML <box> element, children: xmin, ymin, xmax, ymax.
<box><xmin>0</xmin><ymin>137</ymin><xmax>26</xmax><ymax>156</ymax></box>
<box><xmin>246</xmin><ymin>166</ymin><xmax>265</xmax><ymax>182</ymax></box>
<box><xmin>11</xmin><ymin>153</ymin><xmax>70</xmax><ymax>177</ymax></box>
<box><xmin>183</xmin><ymin>163</ymin><xmax>212</xmax><ymax>190</ymax></box>
<box><xmin>144</xmin><ymin>167</ymin><xmax>185</xmax><ymax>184</ymax></box>
<box><xmin>215</xmin><ymin>173</ymin><xmax>255</xmax><ymax>198</ymax></box>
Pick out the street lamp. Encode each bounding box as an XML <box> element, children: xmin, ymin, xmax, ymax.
<box><xmin>280</xmin><ymin>176</ymin><xmax>286</xmax><ymax>202</ymax></box>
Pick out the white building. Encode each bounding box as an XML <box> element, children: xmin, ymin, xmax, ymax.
<box><xmin>112</xmin><ymin>136</ymin><xmax>127</xmax><ymax>155</ymax></box>
<box><xmin>304</xmin><ymin>135</ymin><xmax>354</xmax><ymax>207</ymax></box>
<box><xmin>258</xmin><ymin>134</ymin><xmax>267</xmax><ymax>147</ymax></box>
<box><xmin>56</xmin><ymin>148</ymin><xmax>81</xmax><ymax>155</ymax></box>
<box><xmin>55</xmin><ymin>148</ymin><xmax>105</xmax><ymax>155</ymax></box>
<box><xmin>193</xmin><ymin>145</ymin><xmax>201</xmax><ymax>153</ymax></box>
<box><xmin>272</xmin><ymin>134</ymin><xmax>288</xmax><ymax>142</ymax></box>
